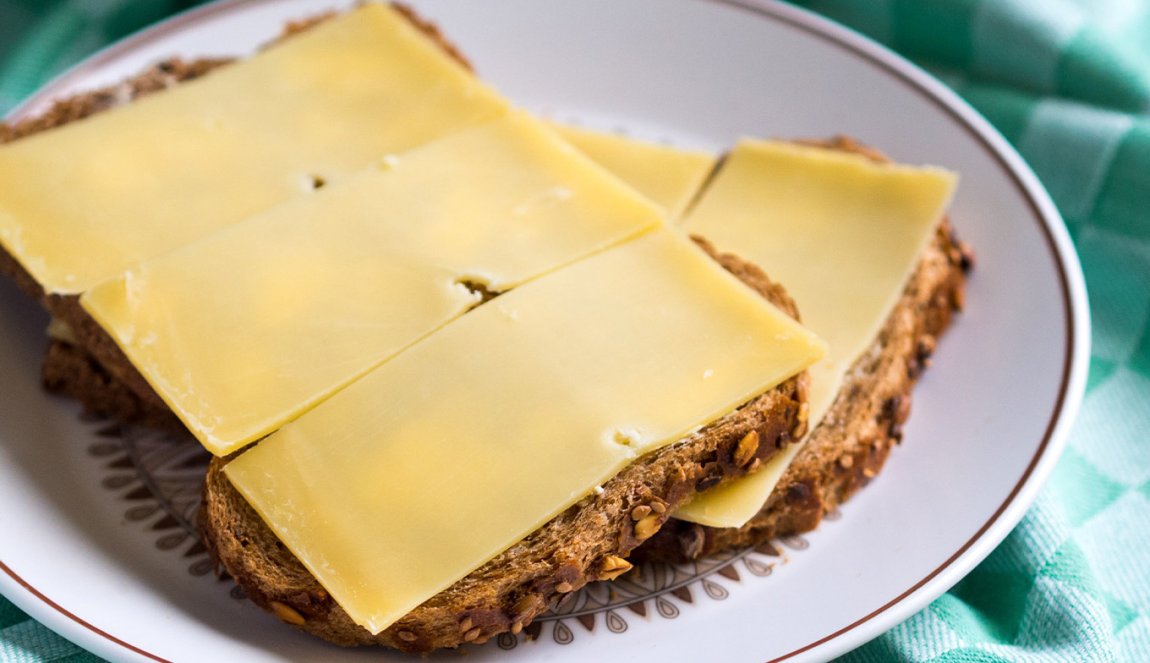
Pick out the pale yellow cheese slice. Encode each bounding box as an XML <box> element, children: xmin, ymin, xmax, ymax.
<box><xmin>0</xmin><ymin>3</ymin><xmax>508</xmax><ymax>294</ymax></box>
<box><xmin>224</xmin><ymin>228</ymin><xmax>826</xmax><ymax>634</ymax></box>
<box><xmin>553</xmin><ymin>124</ymin><xmax>715</xmax><ymax>218</ymax></box>
<box><xmin>81</xmin><ymin>112</ymin><xmax>664</xmax><ymax>456</ymax></box>
<box><xmin>674</xmin><ymin>140</ymin><xmax>956</xmax><ymax>527</ymax></box>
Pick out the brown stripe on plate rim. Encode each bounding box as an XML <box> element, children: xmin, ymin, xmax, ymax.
<box><xmin>0</xmin><ymin>559</ymin><xmax>172</xmax><ymax>663</ymax></box>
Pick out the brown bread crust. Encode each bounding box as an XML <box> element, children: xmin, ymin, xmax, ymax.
<box><xmin>200</xmin><ymin>243</ymin><xmax>808</xmax><ymax>652</ymax></box>
<box><xmin>41</xmin><ymin>339</ymin><xmax>184</xmax><ymax>431</ymax></box>
<box><xmin>634</xmin><ymin>214</ymin><xmax>971</xmax><ymax>562</ymax></box>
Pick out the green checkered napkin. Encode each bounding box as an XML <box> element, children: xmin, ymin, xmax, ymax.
<box><xmin>2</xmin><ymin>1</ymin><xmax>1148</xmax><ymax>661</ymax></box>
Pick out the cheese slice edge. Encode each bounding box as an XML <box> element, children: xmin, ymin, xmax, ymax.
<box><xmin>552</xmin><ymin>123</ymin><xmax>716</xmax><ymax>218</ymax></box>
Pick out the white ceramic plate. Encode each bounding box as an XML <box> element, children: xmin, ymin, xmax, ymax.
<box><xmin>0</xmin><ymin>1</ymin><xmax>1089</xmax><ymax>661</ymax></box>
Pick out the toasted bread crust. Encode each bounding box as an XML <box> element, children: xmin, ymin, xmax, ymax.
<box><xmin>634</xmin><ymin>215</ymin><xmax>971</xmax><ymax>562</ymax></box>
<box><xmin>41</xmin><ymin>339</ymin><xmax>183</xmax><ymax>431</ymax></box>
<box><xmin>200</xmin><ymin>242</ymin><xmax>808</xmax><ymax>652</ymax></box>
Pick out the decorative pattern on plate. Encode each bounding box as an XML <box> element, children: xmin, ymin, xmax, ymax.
<box><xmin>86</xmin><ymin>416</ymin><xmax>214</xmax><ymax>577</ymax></box>
<box><xmin>510</xmin><ymin>536</ymin><xmax>813</xmax><ymax>649</ymax></box>
<box><xmin>88</xmin><ymin>417</ymin><xmax>814</xmax><ymax>647</ymax></box>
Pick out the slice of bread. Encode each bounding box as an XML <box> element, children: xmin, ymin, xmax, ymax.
<box><xmin>636</xmin><ymin>212</ymin><xmax>971</xmax><ymax>562</ymax></box>
<box><xmin>200</xmin><ymin>239</ymin><xmax>809</xmax><ymax>652</ymax></box>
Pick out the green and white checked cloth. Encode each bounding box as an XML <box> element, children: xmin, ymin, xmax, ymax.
<box><xmin>1</xmin><ymin>1</ymin><xmax>1148</xmax><ymax>661</ymax></box>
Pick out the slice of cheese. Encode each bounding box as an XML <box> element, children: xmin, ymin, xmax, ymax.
<box><xmin>0</xmin><ymin>3</ymin><xmax>508</xmax><ymax>294</ymax></box>
<box><xmin>224</xmin><ymin>228</ymin><xmax>826</xmax><ymax>634</ymax></box>
<box><xmin>81</xmin><ymin>112</ymin><xmax>664</xmax><ymax>456</ymax></box>
<box><xmin>674</xmin><ymin>140</ymin><xmax>956</xmax><ymax>527</ymax></box>
<box><xmin>553</xmin><ymin>124</ymin><xmax>715</xmax><ymax>218</ymax></box>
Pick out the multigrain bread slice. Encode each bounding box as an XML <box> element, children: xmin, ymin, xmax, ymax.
<box><xmin>41</xmin><ymin>336</ymin><xmax>183</xmax><ymax>430</ymax></box>
<box><xmin>200</xmin><ymin>240</ymin><xmax>809</xmax><ymax>652</ymax></box>
<box><xmin>635</xmin><ymin>209</ymin><xmax>972</xmax><ymax>562</ymax></box>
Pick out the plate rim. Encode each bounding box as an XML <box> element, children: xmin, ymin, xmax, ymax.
<box><xmin>0</xmin><ymin>0</ymin><xmax>1091</xmax><ymax>661</ymax></box>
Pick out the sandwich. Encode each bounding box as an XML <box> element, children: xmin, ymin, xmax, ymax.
<box><xmin>0</xmin><ymin>3</ymin><xmax>970</xmax><ymax>654</ymax></box>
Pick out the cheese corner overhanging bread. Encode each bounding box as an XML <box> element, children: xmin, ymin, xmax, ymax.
<box><xmin>0</xmin><ymin>2</ymin><xmax>971</xmax><ymax>655</ymax></box>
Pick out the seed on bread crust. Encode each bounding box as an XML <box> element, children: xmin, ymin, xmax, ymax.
<box><xmin>733</xmin><ymin>430</ymin><xmax>760</xmax><ymax>468</ymax></box>
<box><xmin>270</xmin><ymin>601</ymin><xmax>306</xmax><ymax>626</ymax></box>
<box><xmin>952</xmin><ymin>286</ymin><xmax>966</xmax><ymax>311</ymax></box>
<box><xmin>916</xmin><ymin>336</ymin><xmax>937</xmax><ymax>367</ymax></box>
<box><xmin>397</xmin><ymin>630</ymin><xmax>418</xmax><ymax>643</ymax></box>
<box><xmin>791</xmin><ymin>402</ymin><xmax>810</xmax><ymax>438</ymax></box>
<box><xmin>555</xmin><ymin>581</ymin><xmax>574</xmax><ymax>593</ymax></box>
<box><xmin>598</xmin><ymin>555</ymin><xmax>633</xmax><ymax>581</ymax></box>
<box><xmin>630</xmin><ymin>505</ymin><xmax>652</xmax><ymax>521</ymax></box>
<box><xmin>695</xmin><ymin>472</ymin><xmax>722</xmax><ymax>492</ymax></box>
<box><xmin>511</xmin><ymin>594</ymin><xmax>543</xmax><ymax>623</ymax></box>
<box><xmin>634</xmin><ymin>515</ymin><xmax>661</xmax><ymax>541</ymax></box>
